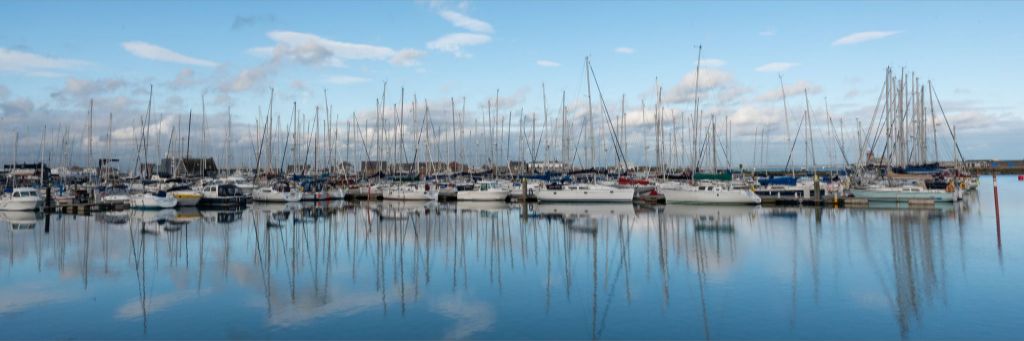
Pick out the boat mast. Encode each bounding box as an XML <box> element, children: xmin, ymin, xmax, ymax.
<box><xmin>586</xmin><ymin>56</ymin><xmax>595</xmax><ymax>172</ymax></box>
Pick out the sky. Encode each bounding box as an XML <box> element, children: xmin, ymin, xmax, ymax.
<box><xmin>1</xmin><ymin>0</ymin><xmax>1021</xmax><ymax>170</ymax></box>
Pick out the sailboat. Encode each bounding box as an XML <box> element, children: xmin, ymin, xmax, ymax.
<box><xmin>535</xmin><ymin>182</ymin><xmax>634</xmax><ymax>203</ymax></box>
<box><xmin>0</xmin><ymin>187</ymin><xmax>42</xmax><ymax>211</ymax></box>
<box><xmin>381</xmin><ymin>182</ymin><xmax>439</xmax><ymax>201</ymax></box>
<box><xmin>659</xmin><ymin>181</ymin><xmax>760</xmax><ymax>205</ymax></box>
<box><xmin>129</xmin><ymin>191</ymin><xmax>178</xmax><ymax>209</ymax></box>
<box><xmin>657</xmin><ymin>46</ymin><xmax>759</xmax><ymax>205</ymax></box>
<box><xmin>456</xmin><ymin>180</ymin><xmax>509</xmax><ymax>201</ymax></box>
<box><xmin>535</xmin><ymin>57</ymin><xmax>635</xmax><ymax>203</ymax></box>
<box><xmin>253</xmin><ymin>182</ymin><xmax>302</xmax><ymax>203</ymax></box>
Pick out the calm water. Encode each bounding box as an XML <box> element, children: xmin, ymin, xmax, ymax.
<box><xmin>1</xmin><ymin>176</ymin><xmax>1020</xmax><ymax>340</ymax></box>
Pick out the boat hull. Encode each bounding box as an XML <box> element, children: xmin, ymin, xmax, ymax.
<box><xmin>170</xmin><ymin>191</ymin><xmax>202</xmax><ymax>207</ymax></box>
<box><xmin>0</xmin><ymin>198</ymin><xmax>41</xmax><ymax>211</ymax></box>
<box><xmin>252</xmin><ymin>190</ymin><xmax>302</xmax><ymax>203</ymax></box>
<box><xmin>850</xmin><ymin>189</ymin><xmax>956</xmax><ymax>202</ymax></box>
<box><xmin>382</xmin><ymin>187</ymin><xmax>438</xmax><ymax>201</ymax></box>
<box><xmin>130</xmin><ymin>194</ymin><xmax>178</xmax><ymax>209</ymax></box>
<box><xmin>535</xmin><ymin>186</ymin><xmax>633</xmax><ymax>203</ymax></box>
<box><xmin>659</xmin><ymin>187</ymin><xmax>761</xmax><ymax>205</ymax></box>
<box><xmin>456</xmin><ymin>190</ymin><xmax>508</xmax><ymax>201</ymax></box>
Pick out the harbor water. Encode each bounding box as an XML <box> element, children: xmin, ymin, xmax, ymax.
<box><xmin>0</xmin><ymin>176</ymin><xmax>1020</xmax><ymax>339</ymax></box>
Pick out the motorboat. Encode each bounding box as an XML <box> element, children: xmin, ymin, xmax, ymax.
<box><xmin>198</xmin><ymin>182</ymin><xmax>247</xmax><ymax>207</ymax></box>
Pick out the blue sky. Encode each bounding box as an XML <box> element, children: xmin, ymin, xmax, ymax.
<box><xmin>1</xmin><ymin>1</ymin><xmax>1021</xmax><ymax>169</ymax></box>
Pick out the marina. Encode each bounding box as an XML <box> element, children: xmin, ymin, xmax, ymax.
<box><xmin>2</xmin><ymin>1</ymin><xmax>1021</xmax><ymax>339</ymax></box>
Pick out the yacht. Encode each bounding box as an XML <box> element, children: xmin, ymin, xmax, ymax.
<box><xmin>252</xmin><ymin>182</ymin><xmax>303</xmax><ymax>203</ymax></box>
<box><xmin>658</xmin><ymin>181</ymin><xmax>761</xmax><ymax>205</ymax></box>
<box><xmin>130</xmin><ymin>191</ymin><xmax>179</xmax><ymax>209</ymax></box>
<box><xmin>456</xmin><ymin>180</ymin><xmax>509</xmax><ymax>201</ymax></box>
<box><xmin>534</xmin><ymin>183</ymin><xmax>634</xmax><ymax>203</ymax></box>
<box><xmin>381</xmin><ymin>183</ymin><xmax>439</xmax><ymax>201</ymax></box>
<box><xmin>0</xmin><ymin>187</ymin><xmax>42</xmax><ymax>211</ymax></box>
<box><xmin>850</xmin><ymin>184</ymin><xmax>956</xmax><ymax>202</ymax></box>
<box><xmin>198</xmin><ymin>182</ymin><xmax>247</xmax><ymax>207</ymax></box>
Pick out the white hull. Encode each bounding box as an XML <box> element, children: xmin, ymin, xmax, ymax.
<box><xmin>456</xmin><ymin>189</ymin><xmax>508</xmax><ymax>201</ymax></box>
<box><xmin>659</xmin><ymin>184</ymin><xmax>761</xmax><ymax>205</ymax></box>
<box><xmin>851</xmin><ymin>188</ymin><xmax>956</xmax><ymax>202</ymax></box>
<box><xmin>130</xmin><ymin>194</ymin><xmax>178</xmax><ymax>209</ymax></box>
<box><xmin>382</xmin><ymin>186</ymin><xmax>438</xmax><ymax>201</ymax></box>
<box><xmin>99</xmin><ymin>194</ymin><xmax>131</xmax><ymax>205</ymax></box>
<box><xmin>0</xmin><ymin>198</ymin><xmax>41</xmax><ymax>211</ymax></box>
<box><xmin>252</xmin><ymin>188</ymin><xmax>302</xmax><ymax>203</ymax></box>
<box><xmin>0</xmin><ymin>188</ymin><xmax>42</xmax><ymax>211</ymax></box>
<box><xmin>535</xmin><ymin>184</ymin><xmax>634</xmax><ymax>203</ymax></box>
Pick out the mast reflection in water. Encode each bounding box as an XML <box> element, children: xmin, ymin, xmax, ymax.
<box><xmin>0</xmin><ymin>178</ymin><xmax>1021</xmax><ymax>340</ymax></box>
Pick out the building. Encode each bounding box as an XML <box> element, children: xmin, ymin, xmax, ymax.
<box><xmin>158</xmin><ymin>158</ymin><xmax>218</xmax><ymax>178</ymax></box>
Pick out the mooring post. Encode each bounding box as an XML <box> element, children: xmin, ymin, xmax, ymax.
<box><xmin>993</xmin><ymin>173</ymin><xmax>1001</xmax><ymax>248</ymax></box>
<box><xmin>520</xmin><ymin>178</ymin><xmax>528</xmax><ymax>220</ymax></box>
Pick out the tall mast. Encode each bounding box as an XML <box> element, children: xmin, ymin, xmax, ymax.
<box><xmin>226</xmin><ymin>106</ymin><xmax>232</xmax><ymax>172</ymax></box>
<box><xmin>143</xmin><ymin>85</ymin><xmax>153</xmax><ymax>178</ymax></box>
<box><xmin>779</xmin><ymin>74</ymin><xmax>792</xmax><ymax>171</ymax></box>
<box><xmin>314</xmin><ymin>105</ymin><xmax>320</xmax><ymax>174</ymax></box>
<box><xmin>268</xmin><ymin>88</ymin><xmax>274</xmax><ymax>176</ymax></box>
<box><xmin>106</xmin><ymin>112</ymin><xmax>112</xmax><ymax>179</ymax></box>
<box><xmin>585</xmin><ymin>56</ymin><xmax>595</xmax><ymax>170</ymax></box>
<box><xmin>692</xmin><ymin>45</ymin><xmax>702</xmax><ymax>171</ymax></box>
<box><xmin>88</xmin><ymin>99</ymin><xmax>94</xmax><ymax>169</ymax></box>
<box><xmin>201</xmin><ymin>94</ymin><xmax>207</xmax><ymax>177</ymax></box>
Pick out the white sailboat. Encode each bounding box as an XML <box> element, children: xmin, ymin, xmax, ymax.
<box><xmin>658</xmin><ymin>181</ymin><xmax>761</xmax><ymax>205</ymax></box>
<box><xmin>252</xmin><ymin>182</ymin><xmax>303</xmax><ymax>203</ymax></box>
<box><xmin>850</xmin><ymin>185</ymin><xmax>956</xmax><ymax>202</ymax></box>
<box><xmin>0</xmin><ymin>187</ymin><xmax>42</xmax><ymax>211</ymax></box>
<box><xmin>129</xmin><ymin>191</ymin><xmax>178</xmax><ymax>209</ymax></box>
<box><xmin>535</xmin><ymin>183</ymin><xmax>634</xmax><ymax>203</ymax></box>
<box><xmin>456</xmin><ymin>180</ymin><xmax>508</xmax><ymax>201</ymax></box>
<box><xmin>381</xmin><ymin>183</ymin><xmax>438</xmax><ymax>201</ymax></box>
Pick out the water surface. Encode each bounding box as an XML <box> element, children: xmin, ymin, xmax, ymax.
<box><xmin>1</xmin><ymin>176</ymin><xmax>1020</xmax><ymax>340</ymax></box>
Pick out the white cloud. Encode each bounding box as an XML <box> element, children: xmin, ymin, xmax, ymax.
<box><xmin>536</xmin><ymin>60</ymin><xmax>559</xmax><ymax>67</ymax></box>
<box><xmin>222</xmin><ymin>63</ymin><xmax>276</xmax><ymax>92</ymax></box>
<box><xmin>0</xmin><ymin>48</ymin><xmax>87</xmax><ymax>77</ymax></box>
<box><xmin>122</xmin><ymin>41</ymin><xmax>217</xmax><ymax>67</ymax></box>
<box><xmin>439</xmin><ymin>10</ymin><xmax>493</xmax><ymax>33</ymax></box>
<box><xmin>759</xmin><ymin>30</ymin><xmax>776</xmax><ymax>37</ymax></box>
<box><xmin>50</xmin><ymin>77</ymin><xmax>128</xmax><ymax>101</ymax></box>
<box><xmin>832</xmin><ymin>31</ymin><xmax>899</xmax><ymax>46</ymax></box>
<box><xmin>326</xmin><ymin>75</ymin><xmax>369</xmax><ymax>85</ymax></box>
<box><xmin>390</xmin><ymin>49</ymin><xmax>426</xmax><ymax>67</ymax></box>
<box><xmin>257</xmin><ymin>30</ymin><xmax>423</xmax><ymax>67</ymax></box>
<box><xmin>614</xmin><ymin>47</ymin><xmax>634</xmax><ymax>54</ymax></box>
<box><xmin>755</xmin><ymin>62</ymin><xmax>798</xmax><ymax>73</ymax></box>
<box><xmin>427</xmin><ymin>33</ymin><xmax>491</xmax><ymax>58</ymax></box>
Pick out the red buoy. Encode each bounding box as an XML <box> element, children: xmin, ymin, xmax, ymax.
<box><xmin>1018</xmin><ymin>175</ymin><xmax>1023</xmax><ymax>181</ymax></box>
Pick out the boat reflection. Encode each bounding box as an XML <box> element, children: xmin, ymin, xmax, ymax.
<box><xmin>0</xmin><ymin>195</ymin><xmax>1003</xmax><ymax>339</ymax></box>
